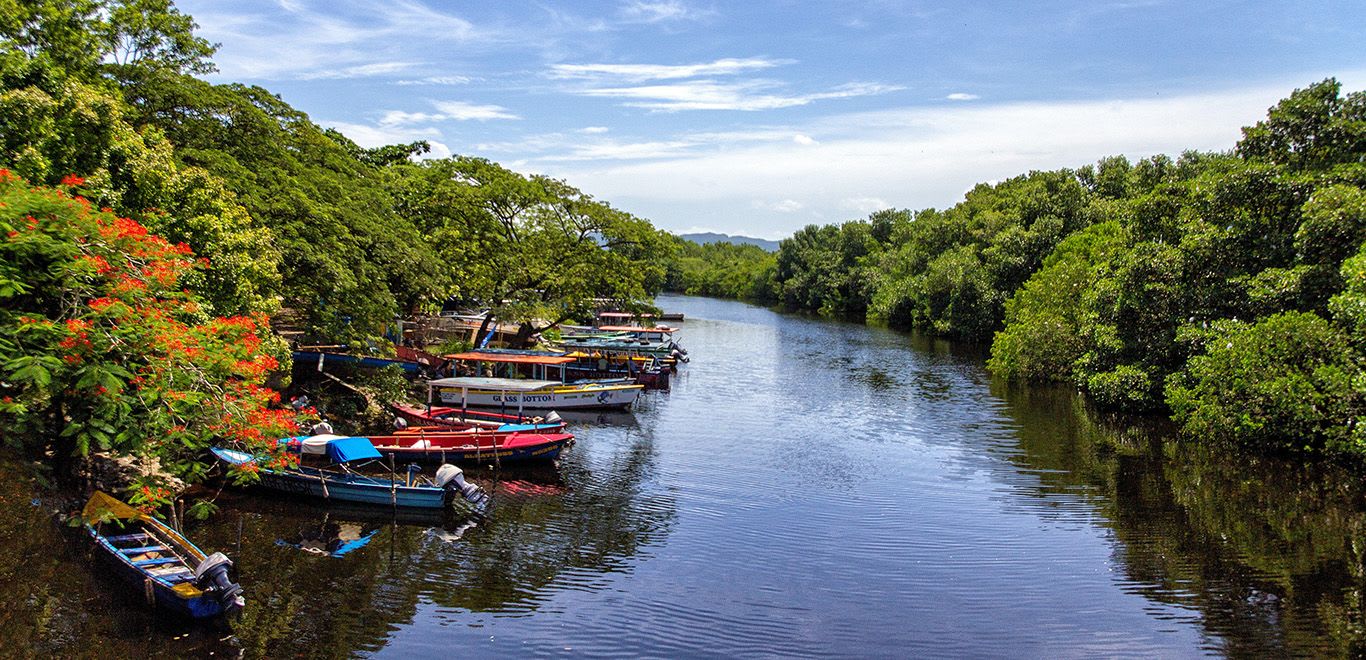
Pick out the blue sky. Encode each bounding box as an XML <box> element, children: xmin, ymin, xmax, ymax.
<box><xmin>179</xmin><ymin>0</ymin><xmax>1366</xmax><ymax>239</ymax></box>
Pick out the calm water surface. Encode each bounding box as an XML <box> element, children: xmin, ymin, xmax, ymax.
<box><xmin>7</xmin><ymin>294</ymin><xmax>1366</xmax><ymax>657</ymax></box>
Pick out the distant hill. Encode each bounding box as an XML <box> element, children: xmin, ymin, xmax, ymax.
<box><xmin>680</xmin><ymin>232</ymin><xmax>781</xmax><ymax>252</ymax></box>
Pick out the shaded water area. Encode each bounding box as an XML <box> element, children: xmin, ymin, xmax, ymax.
<box><xmin>6</xmin><ymin>294</ymin><xmax>1366</xmax><ymax>657</ymax></box>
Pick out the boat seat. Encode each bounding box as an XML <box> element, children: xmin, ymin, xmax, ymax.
<box><xmin>158</xmin><ymin>570</ymin><xmax>195</xmax><ymax>583</ymax></box>
<box><xmin>106</xmin><ymin>533</ymin><xmax>149</xmax><ymax>543</ymax></box>
<box><xmin>133</xmin><ymin>557</ymin><xmax>183</xmax><ymax>567</ymax></box>
<box><xmin>120</xmin><ymin>545</ymin><xmax>167</xmax><ymax>554</ymax></box>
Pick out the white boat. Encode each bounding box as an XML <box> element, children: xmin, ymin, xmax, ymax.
<box><xmin>426</xmin><ymin>376</ymin><xmax>643</xmax><ymax>411</ymax></box>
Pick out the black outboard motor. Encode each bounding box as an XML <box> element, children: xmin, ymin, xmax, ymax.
<box><xmin>194</xmin><ymin>552</ymin><xmax>245</xmax><ymax>616</ymax></box>
<box><xmin>435</xmin><ymin>464</ymin><xmax>489</xmax><ymax>509</ymax></box>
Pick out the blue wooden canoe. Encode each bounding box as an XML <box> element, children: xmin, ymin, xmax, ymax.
<box><xmin>83</xmin><ymin>492</ymin><xmax>244</xmax><ymax>620</ymax></box>
<box><xmin>211</xmin><ymin>436</ymin><xmax>488</xmax><ymax>510</ymax></box>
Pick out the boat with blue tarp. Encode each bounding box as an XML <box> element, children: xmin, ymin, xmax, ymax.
<box><xmin>210</xmin><ymin>435</ymin><xmax>489</xmax><ymax>511</ymax></box>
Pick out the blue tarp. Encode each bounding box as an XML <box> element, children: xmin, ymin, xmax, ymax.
<box><xmin>326</xmin><ymin>437</ymin><xmax>382</xmax><ymax>463</ymax></box>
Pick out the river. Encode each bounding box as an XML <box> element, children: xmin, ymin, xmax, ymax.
<box><xmin>6</xmin><ymin>294</ymin><xmax>1366</xmax><ymax>657</ymax></box>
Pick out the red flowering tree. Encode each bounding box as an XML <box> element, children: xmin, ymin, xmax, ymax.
<box><xmin>0</xmin><ymin>171</ymin><xmax>296</xmax><ymax>514</ymax></box>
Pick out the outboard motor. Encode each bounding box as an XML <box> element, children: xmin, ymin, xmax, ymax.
<box><xmin>544</xmin><ymin>411</ymin><xmax>562</xmax><ymax>426</ymax></box>
<box><xmin>671</xmin><ymin>348</ymin><xmax>690</xmax><ymax>364</ymax></box>
<box><xmin>435</xmin><ymin>464</ymin><xmax>489</xmax><ymax>509</ymax></box>
<box><xmin>194</xmin><ymin>552</ymin><xmax>245</xmax><ymax>616</ymax></box>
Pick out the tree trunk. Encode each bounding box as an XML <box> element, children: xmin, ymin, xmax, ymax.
<box><xmin>512</xmin><ymin>322</ymin><xmax>537</xmax><ymax>349</ymax></box>
<box><xmin>472</xmin><ymin>314</ymin><xmax>495</xmax><ymax>349</ymax></box>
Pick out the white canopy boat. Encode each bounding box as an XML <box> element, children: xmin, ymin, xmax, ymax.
<box><xmin>426</xmin><ymin>375</ymin><xmax>642</xmax><ymax>412</ymax></box>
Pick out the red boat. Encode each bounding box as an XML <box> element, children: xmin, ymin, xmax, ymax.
<box><xmin>391</xmin><ymin>403</ymin><xmax>566</xmax><ymax>434</ymax></box>
<box><xmin>367</xmin><ymin>431</ymin><xmax>575</xmax><ymax>464</ymax></box>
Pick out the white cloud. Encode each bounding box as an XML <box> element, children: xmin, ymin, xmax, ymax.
<box><xmin>320</xmin><ymin>121</ymin><xmax>450</xmax><ymax>160</ymax></box>
<box><xmin>842</xmin><ymin>197</ymin><xmax>890</xmax><ymax>214</ymax></box>
<box><xmin>575</xmin><ymin>80</ymin><xmax>902</xmax><ymax>112</ymax></box>
<box><xmin>542</xmin><ymin>140</ymin><xmax>697</xmax><ymax>161</ymax></box>
<box><xmin>395</xmin><ymin>75</ymin><xmax>473</xmax><ymax>86</ymax></box>
<box><xmin>793</xmin><ymin>134</ymin><xmax>817</xmax><ymax>145</ymax></box>
<box><xmin>379</xmin><ymin>110</ymin><xmax>446</xmax><ymax>126</ymax></box>
<box><xmin>297</xmin><ymin>61</ymin><xmax>416</xmax><ymax>80</ymax></box>
<box><xmin>771</xmin><ymin>199</ymin><xmax>804</xmax><ymax>213</ymax></box>
<box><xmin>618</xmin><ymin>0</ymin><xmax>713</xmax><ymax>23</ymax></box>
<box><xmin>187</xmin><ymin>1</ymin><xmax>485</xmax><ymax>81</ymax></box>
<box><xmin>530</xmin><ymin>81</ymin><xmax>1323</xmax><ymax>235</ymax></box>
<box><xmin>945</xmin><ymin>92</ymin><xmax>980</xmax><ymax>101</ymax></box>
<box><xmin>431</xmin><ymin>101</ymin><xmax>521</xmax><ymax>121</ymax></box>
<box><xmin>372</xmin><ymin>101</ymin><xmax>518</xmax><ymax>133</ymax></box>
<box><xmin>549</xmin><ymin>57</ymin><xmax>788</xmax><ymax>82</ymax></box>
<box><xmin>475</xmin><ymin>127</ymin><xmax>813</xmax><ymax>161</ymax></box>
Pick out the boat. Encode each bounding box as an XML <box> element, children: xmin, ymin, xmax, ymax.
<box><xmin>555</xmin><ymin>326</ymin><xmax>688</xmax><ymax>361</ymax></box>
<box><xmin>596</xmin><ymin>310</ymin><xmax>683</xmax><ymax>324</ymax></box>
<box><xmin>210</xmin><ymin>435</ymin><xmax>489</xmax><ymax>510</ymax></box>
<box><xmin>82</xmin><ymin>492</ymin><xmax>245</xmax><ymax>619</ymax></box>
<box><xmin>426</xmin><ymin>375</ymin><xmax>643</xmax><ymax>411</ymax></box>
<box><xmin>368</xmin><ymin>430</ymin><xmax>575</xmax><ymax>464</ymax></box>
<box><xmin>391</xmin><ymin>402</ymin><xmax>566</xmax><ymax>432</ymax></box>
<box><xmin>468</xmin><ymin>347</ymin><xmax>672</xmax><ymax>389</ymax></box>
<box><xmin>436</xmin><ymin>352</ymin><xmax>645</xmax><ymax>410</ymax></box>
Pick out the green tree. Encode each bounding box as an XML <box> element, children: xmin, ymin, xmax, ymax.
<box><xmin>0</xmin><ymin>0</ymin><xmax>216</xmax><ymax>78</ymax></box>
<box><xmin>0</xmin><ymin>71</ymin><xmax>282</xmax><ymax>316</ymax></box>
<box><xmin>989</xmin><ymin>221</ymin><xmax>1127</xmax><ymax>381</ymax></box>
<box><xmin>117</xmin><ymin>73</ymin><xmax>443</xmax><ymax>338</ymax></box>
<box><xmin>101</xmin><ymin>0</ymin><xmax>217</xmax><ymax>75</ymax></box>
<box><xmin>1165</xmin><ymin>312</ymin><xmax>1366</xmax><ymax>454</ymax></box>
<box><xmin>1237</xmin><ymin>78</ymin><xmax>1366</xmax><ymax>173</ymax></box>
<box><xmin>387</xmin><ymin>157</ymin><xmax>669</xmax><ymax>345</ymax></box>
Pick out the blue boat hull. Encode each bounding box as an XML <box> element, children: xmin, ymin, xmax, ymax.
<box><xmin>212</xmin><ymin>448</ymin><xmax>450</xmax><ymax>509</ymax></box>
<box><xmin>254</xmin><ymin>470</ymin><xmax>448</xmax><ymax>508</ymax></box>
<box><xmin>88</xmin><ymin>530</ymin><xmax>226</xmax><ymax>619</ymax></box>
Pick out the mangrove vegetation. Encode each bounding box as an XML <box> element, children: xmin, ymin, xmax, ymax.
<box><xmin>677</xmin><ymin>80</ymin><xmax>1366</xmax><ymax>457</ymax></box>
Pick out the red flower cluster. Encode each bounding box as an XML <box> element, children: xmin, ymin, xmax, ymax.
<box><xmin>77</xmin><ymin>254</ymin><xmax>114</xmax><ymax>275</ymax></box>
<box><xmin>2</xmin><ymin>175</ymin><xmax>302</xmax><ymax>493</ymax></box>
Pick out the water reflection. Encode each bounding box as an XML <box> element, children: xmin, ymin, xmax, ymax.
<box><xmin>0</xmin><ymin>398</ymin><xmax>674</xmax><ymax>657</ymax></box>
<box><xmin>992</xmin><ymin>381</ymin><xmax>1366</xmax><ymax>656</ymax></box>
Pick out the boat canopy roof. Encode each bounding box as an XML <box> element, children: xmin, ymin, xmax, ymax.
<box><xmin>596</xmin><ymin>325</ymin><xmax>675</xmax><ymax>333</ymax></box>
<box><xmin>563</xmin><ymin>351</ymin><xmax>654</xmax><ymax>362</ymax></box>
<box><xmin>429</xmin><ymin>376</ymin><xmax>560</xmax><ymax>391</ymax></box>
<box><xmin>445</xmin><ymin>351</ymin><xmax>576</xmax><ymax>365</ymax></box>
<box><xmin>598</xmin><ymin>311</ymin><xmax>653</xmax><ymax>318</ymax></box>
